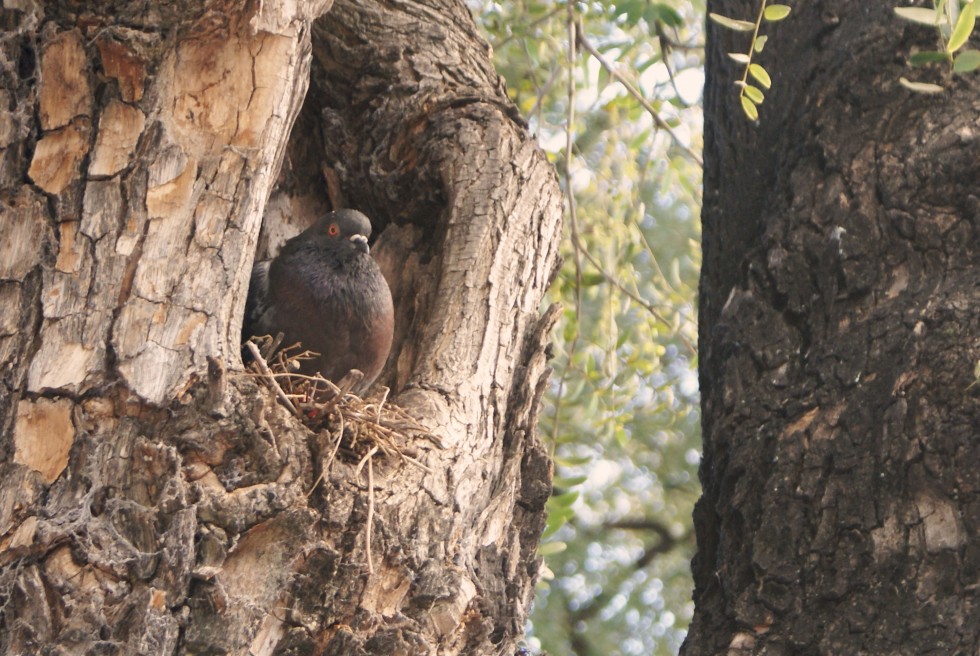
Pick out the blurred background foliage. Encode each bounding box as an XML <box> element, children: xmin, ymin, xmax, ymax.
<box><xmin>468</xmin><ymin>1</ymin><xmax>705</xmax><ymax>653</ymax></box>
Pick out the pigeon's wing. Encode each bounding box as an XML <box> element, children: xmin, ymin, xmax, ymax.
<box><xmin>243</xmin><ymin>260</ymin><xmax>272</xmax><ymax>338</ymax></box>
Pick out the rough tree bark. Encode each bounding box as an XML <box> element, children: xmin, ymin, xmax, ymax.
<box><xmin>686</xmin><ymin>1</ymin><xmax>980</xmax><ymax>654</ymax></box>
<box><xmin>0</xmin><ymin>1</ymin><xmax>562</xmax><ymax>655</ymax></box>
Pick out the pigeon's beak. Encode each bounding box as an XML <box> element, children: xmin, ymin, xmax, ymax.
<box><xmin>350</xmin><ymin>234</ymin><xmax>370</xmax><ymax>254</ymax></box>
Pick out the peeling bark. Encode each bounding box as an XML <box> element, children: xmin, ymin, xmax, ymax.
<box><xmin>0</xmin><ymin>1</ymin><xmax>560</xmax><ymax>655</ymax></box>
<box><xmin>686</xmin><ymin>1</ymin><xmax>980</xmax><ymax>653</ymax></box>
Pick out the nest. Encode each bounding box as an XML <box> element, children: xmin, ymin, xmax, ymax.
<box><xmin>243</xmin><ymin>335</ymin><xmax>442</xmax><ymax>574</ymax></box>
<box><xmin>244</xmin><ymin>335</ymin><xmax>439</xmax><ymax>472</ymax></box>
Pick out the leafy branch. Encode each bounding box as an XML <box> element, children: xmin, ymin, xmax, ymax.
<box><xmin>896</xmin><ymin>0</ymin><xmax>978</xmax><ymax>93</ymax></box>
<box><xmin>709</xmin><ymin>2</ymin><xmax>792</xmax><ymax>120</ymax></box>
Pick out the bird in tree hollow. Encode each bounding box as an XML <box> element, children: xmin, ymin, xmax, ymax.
<box><xmin>243</xmin><ymin>209</ymin><xmax>394</xmax><ymax>394</ymax></box>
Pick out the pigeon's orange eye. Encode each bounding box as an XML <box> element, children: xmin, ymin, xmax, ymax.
<box><xmin>328</xmin><ymin>224</ymin><xmax>340</xmax><ymax>236</ymax></box>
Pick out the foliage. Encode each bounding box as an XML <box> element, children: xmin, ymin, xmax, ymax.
<box><xmin>708</xmin><ymin>1</ymin><xmax>791</xmax><ymax>120</ymax></box>
<box><xmin>471</xmin><ymin>1</ymin><xmax>704</xmax><ymax>653</ymax></box>
<box><xmin>896</xmin><ymin>0</ymin><xmax>980</xmax><ymax>93</ymax></box>
<box><xmin>711</xmin><ymin>0</ymin><xmax>980</xmax><ymax>110</ymax></box>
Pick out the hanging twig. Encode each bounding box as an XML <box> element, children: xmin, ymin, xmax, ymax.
<box><xmin>577</xmin><ymin>24</ymin><xmax>703</xmax><ymax>168</ymax></box>
<box><xmin>355</xmin><ymin>445</ymin><xmax>380</xmax><ymax>575</ymax></box>
<box><xmin>571</xmin><ymin>231</ymin><xmax>697</xmax><ymax>356</ymax></box>
<box><xmin>551</xmin><ymin>3</ymin><xmax>584</xmax><ymax>448</ymax></box>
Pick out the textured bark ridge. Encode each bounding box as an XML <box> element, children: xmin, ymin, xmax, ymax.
<box><xmin>687</xmin><ymin>1</ymin><xmax>980</xmax><ymax>654</ymax></box>
<box><xmin>0</xmin><ymin>1</ymin><xmax>561</xmax><ymax>654</ymax></box>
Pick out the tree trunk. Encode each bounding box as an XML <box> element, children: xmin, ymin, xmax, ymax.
<box><xmin>686</xmin><ymin>1</ymin><xmax>980</xmax><ymax>653</ymax></box>
<box><xmin>0</xmin><ymin>1</ymin><xmax>562</xmax><ymax>654</ymax></box>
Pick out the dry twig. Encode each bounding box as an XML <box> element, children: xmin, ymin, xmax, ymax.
<box><xmin>355</xmin><ymin>445</ymin><xmax>380</xmax><ymax>575</ymax></box>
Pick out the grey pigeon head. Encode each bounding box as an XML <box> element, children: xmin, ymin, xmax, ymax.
<box><xmin>243</xmin><ymin>209</ymin><xmax>394</xmax><ymax>393</ymax></box>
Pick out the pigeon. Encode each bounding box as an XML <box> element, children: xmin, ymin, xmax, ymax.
<box><xmin>243</xmin><ymin>209</ymin><xmax>394</xmax><ymax>394</ymax></box>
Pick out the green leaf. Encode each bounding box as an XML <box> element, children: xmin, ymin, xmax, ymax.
<box><xmin>615</xmin><ymin>325</ymin><xmax>633</xmax><ymax>348</ymax></box>
<box><xmin>551</xmin><ymin>490</ymin><xmax>580</xmax><ymax>507</ymax></box>
<box><xmin>910</xmin><ymin>50</ymin><xmax>952</xmax><ymax>66</ymax></box>
<box><xmin>618</xmin><ymin>0</ymin><xmax>645</xmax><ymax>27</ymax></box>
<box><xmin>893</xmin><ymin>7</ymin><xmax>941</xmax><ymax>25</ymax></box>
<box><xmin>740</xmin><ymin>94</ymin><xmax>759</xmax><ymax>120</ymax></box>
<box><xmin>899</xmin><ymin>76</ymin><xmax>945</xmax><ymax>93</ymax></box>
<box><xmin>743</xmin><ymin>84</ymin><xmax>765</xmax><ymax>104</ymax></box>
<box><xmin>948</xmin><ymin>2</ymin><xmax>976</xmax><ymax>53</ymax></box>
<box><xmin>635</xmin><ymin>56</ymin><xmax>660</xmax><ymax>74</ymax></box>
<box><xmin>555</xmin><ymin>455</ymin><xmax>592</xmax><ymax>467</ymax></box>
<box><xmin>749</xmin><ymin>63</ymin><xmax>772</xmax><ymax>89</ymax></box>
<box><xmin>728</xmin><ymin>52</ymin><xmax>751</xmax><ymax>64</ymax></box>
<box><xmin>542</xmin><ymin>509</ymin><xmax>573</xmax><ymax>538</ymax></box>
<box><xmin>537</xmin><ymin>541</ymin><xmax>568</xmax><ymax>557</ymax></box>
<box><xmin>754</xmin><ymin>35</ymin><xmax>769</xmax><ymax>53</ymax></box>
<box><xmin>649</xmin><ymin>4</ymin><xmax>684</xmax><ymax>28</ymax></box>
<box><xmin>763</xmin><ymin>4</ymin><xmax>792</xmax><ymax>21</ymax></box>
<box><xmin>709</xmin><ymin>12</ymin><xmax>756</xmax><ymax>31</ymax></box>
<box><xmin>554</xmin><ymin>475</ymin><xmax>589</xmax><ymax>488</ymax></box>
<box><xmin>580</xmin><ymin>272</ymin><xmax>605</xmax><ymax>287</ymax></box>
<box><xmin>953</xmin><ymin>48</ymin><xmax>980</xmax><ymax>71</ymax></box>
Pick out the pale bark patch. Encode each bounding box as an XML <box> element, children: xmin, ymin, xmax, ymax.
<box><xmin>360</xmin><ymin>564</ymin><xmax>414</xmax><ymax>614</ymax></box>
<box><xmin>870</xmin><ymin>512</ymin><xmax>906</xmax><ymax>558</ymax></box>
<box><xmin>4</xmin><ymin>515</ymin><xmax>38</xmax><ymax>551</ymax></box>
<box><xmin>0</xmin><ymin>190</ymin><xmax>49</xmax><ymax>280</ymax></box>
<box><xmin>54</xmin><ymin>221</ymin><xmax>84</xmax><ymax>273</ymax></box>
<box><xmin>13</xmin><ymin>397</ymin><xmax>75</xmax><ymax>484</ymax></box>
<box><xmin>170</xmin><ymin>31</ymin><xmax>295</xmax><ymax>153</ymax></box>
<box><xmin>39</xmin><ymin>29</ymin><xmax>90</xmax><ymax>130</ymax></box>
<box><xmin>914</xmin><ymin>488</ymin><xmax>966</xmax><ymax>553</ymax></box>
<box><xmin>81</xmin><ymin>179</ymin><xmax>124</xmax><ymax>240</ymax></box>
<box><xmin>145</xmin><ymin>152</ymin><xmax>198</xmax><ymax>220</ymax></box>
<box><xmin>27</xmin><ymin>120</ymin><xmax>91</xmax><ymax>194</ymax></box>
<box><xmin>113</xmin><ymin>300</ymin><xmax>212</xmax><ymax>402</ymax></box>
<box><xmin>27</xmin><ymin>321</ymin><xmax>98</xmax><ymax>390</ymax></box>
<box><xmin>89</xmin><ymin>100</ymin><xmax>146</xmax><ymax>177</ymax></box>
<box><xmin>96</xmin><ymin>35</ymin><xmax>147</xmax><ymax>103</ymax></box>
<box><xmin>429</xmin><ymin>575</ymin><xmax>478</xmax><ymax>637</ymax></box>
<box><xmin>0</xmin><ymin>285</ymin><xmax>19</xmax><ymax>335</ymax></box>
<box><xmin>220</xmin><ymin>512</ymin><xmax>312</xmax><ymax>602</ymax></box>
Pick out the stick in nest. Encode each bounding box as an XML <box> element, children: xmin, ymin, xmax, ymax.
<box><xmin>245</xmin><ymin>340</ymin><xmax>298</xmax><ymax>415</ymax></box>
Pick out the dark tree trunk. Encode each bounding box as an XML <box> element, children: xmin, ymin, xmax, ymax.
<box><xmin>686</xmin><ymin>1</ymin><xmax>980</xmax><ymax>653</ymax></box>
<box><xmin>0</xmin><ymin>1</ymin><xmax>561</xmax><ymax>654</ymax></box>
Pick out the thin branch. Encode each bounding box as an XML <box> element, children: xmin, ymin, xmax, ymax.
<box><xmin>631</xmin><ymin>153</ymin><xmax>681</xmax><ymax>299</ymax></box>
<box><xmin>568</xmin><ymin>519</ymin><xmax>692</xmax><ymax>624</ymax></box>
<box><xmin>635</xmin><ymin>222</ymin><xmax>680</xmax><ymax>298</ymax></box>
<box><xmin>570</xmin><ymin>231</ymin><xmax>697</xmax><ymax>356</ymax></box>
<box><xmin>655</xmin><ymin>22</ymin><xmax>704</xmax><ymax>52</ymax></box>
<box><xmin>493</xmin><ymin>5</ymin><xmax>564</xmax><ymax>49</ymax></box>
<box><xmin>577</xmin><ymin>25</ymin><xmax>703</xmax><ymax>168</ymax></box>
<box><xmin>526</xmin><ymin>57</ymin><xmax>564</xmax><ymax>127</ymax></box>
<box><xmin>658</xmin><ymin>34</ymin><xmax>693</xmax><ymax>109</ymax></box>
<box><xmin>550</xmin><ymin>3</ymin><xmax>583</xmax><ymax>447</ymax></box>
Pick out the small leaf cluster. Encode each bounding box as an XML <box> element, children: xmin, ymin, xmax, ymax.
<box><xmin>896</xmin><ymin>0</ymin><xmax>979</xmax><ymax>94</ymax></box>
<box><xmin>617</xmin><ymin>0</ymin><xmax>685</xmax><ymax>31</ymax></box>
<box><xmin>709</xmin><ymin>2</ymin><xmax>791</xmax><ymax>120</ymax></box>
